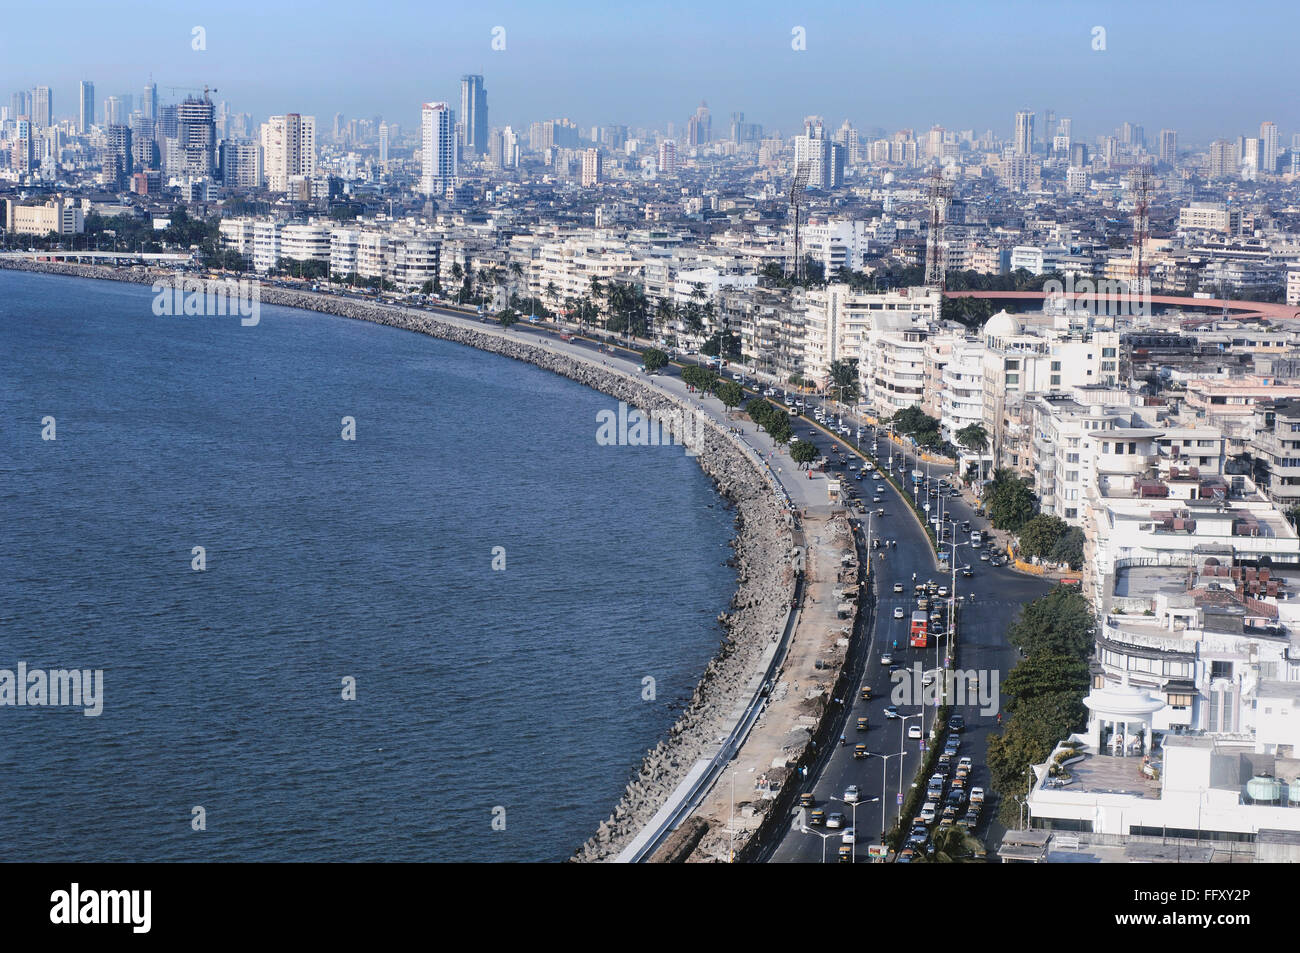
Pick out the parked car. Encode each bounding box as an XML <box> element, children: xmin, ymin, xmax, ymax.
<box><xmin>919</xmin><ymin>802</ymin><xmax>937</xmax><ymax>824</ymax></box>
<box><xmin>949</xmin><ymin>715</ymin><xmax>965</xmax><ymax>732</ymax></box>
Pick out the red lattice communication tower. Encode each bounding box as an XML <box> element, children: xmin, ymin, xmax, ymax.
<box><xmin>924</xmin><ymin>168</ymin><xmax>953</xmax><ymax>291</ymax></box>
<box><xmin>1130</xmin><ymin>162</ymin><xmax>1154</xmax><ymax>298</ymax></box>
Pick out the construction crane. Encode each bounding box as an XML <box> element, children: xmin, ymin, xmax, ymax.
<box><xmin>165</xmin><ymin>85</ymin><xmax>218</xmax><ymax>100</ymax></box>
<box><xmin>786</xmin><ymin>160</ymin><xmax>812</xmax><ymax>281</ymax></box>
<box><xmin>924</xmin><ymin>168</ymin><xmax>954</xmax><ymax>292</ymax></box>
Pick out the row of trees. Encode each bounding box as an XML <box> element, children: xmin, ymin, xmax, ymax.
<box><xmin>981</xmin><ymin>469</ymin><xmax>1085</xmax><ymax>570</ymax></box>
<box><xmin>888</xmin><ymin>406</ymin><xmax>958</xmax><ymax>458</ymax></box>
<box><xmin>986</xmin><ymin>585</ymin><xmax>1095</xmax><ymax>827</ymax></box>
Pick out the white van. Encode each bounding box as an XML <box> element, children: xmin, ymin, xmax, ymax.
<box><xmin>971</xmin><ymin>532</ymin><xmax>982</xmax><ymax>545</ymax></box>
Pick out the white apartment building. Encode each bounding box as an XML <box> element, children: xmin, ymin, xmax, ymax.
<box><xmin>421</xmin><ymin>102</ymin><xmax>457</xmax><ymax>196</ymax></box>
<box><xmin>252</xmin><ymin>220</ymin><xmax>281</xmax><ymax>274</ymax></box>
<box><xmin>280</xmin><ymin>222</ymin><xmax>331</xmax><ymax>265</ymax></box>
<box><xmin>261</xmin><ymin>113</ymin><xmax>316</xmax><ymax>193</ymax></box>
<box><xmin>864</xmin><ymin>315</ymin><xmax>929</xmax><ymax>419</ymax></box>
<box><xmin>801</xmin><ymin>220</ymin><xmax>872</xmax><ymax>274</ymax></box>
<box><xmin>802</xmin><ymin>285</ymin><xmax>940</xmax><ymax>392</ymax></box>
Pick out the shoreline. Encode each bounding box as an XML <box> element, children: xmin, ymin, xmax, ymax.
<box><xmin>1</xmin><ymin>261</ymin><xmax>796</xmax><ymax>863</ymax></box>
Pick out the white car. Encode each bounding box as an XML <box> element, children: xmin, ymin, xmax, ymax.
<box><xmin>920</xmin><ymin>802</ymin><xmax>937</xmax><ymax>824</ymax></box>
<box><xmin>893</xmin><ymin>582</ymin><xmax>905</xmax><ymax>593</ymax></box>
<box><xmin>841</xmin><ymin>827</ymin><xmax>856</xmax><ymax>845</ymax></box>
<box><xmin>825</xmin><ymin>812</ymin><xmax>846</xmax><ymax>829</ymax></box>
<box><xmin>958</xmin><ymin>756</ymin><xmax>974</xmax><ymax>772</ymax></box>
<box><xmin>843</xmin><ymin>784</ymin><xmax>860</xmax><ymax>804</ymax></box>
<box><xmin>908</xmin><ymin>724</ymin><xmax>923</xmax><ymax>740</ymax></box>
<box><xmin>893</xmin><ymin>607</ymin><xmax>905</xmax><ymax>619</ymax></box>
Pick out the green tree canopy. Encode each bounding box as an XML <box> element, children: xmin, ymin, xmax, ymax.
<box><xmin>790</xmin><ymin>440</ymin><xmax>819</xmax><ymax>468</ymax></box>
<box><xmin>642</xmin><ymin>348</ymin><xmax>669</xmax><ymax>373</ymax></box>
<box><xmin>1017</xmin><ymin>514</ymin><xmax>1069</xmax><ymax>560</ymax></box>
<box><xmin>955</xmin><ymin>423</ymin><xmax>989</xmax><ymax>453</ymax></box>
<box><xmin>716</xmin><ymin>380</ymin><xmax>744</xmax><ymax>411</ymax></box>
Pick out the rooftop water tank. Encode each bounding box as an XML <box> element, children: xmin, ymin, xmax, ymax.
<box><xmin>1247</xmin><ymin>776</ymin><xmax>1282</xmax><ymax>802</ymax></box>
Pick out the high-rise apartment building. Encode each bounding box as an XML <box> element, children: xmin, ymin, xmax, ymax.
<box><xmin>142</xmin><ymin>82</ymin><xmax>157</xmax><ymax>120</ymax></box>
<box><xmin>421</xmin><ymin>101</ymin><xmax>456</xmax><ymax>195</ymax></box>
<box><xmin>104</xmin><ymin>96</ymin><xmax>124</xmax><ymax>126</ymax></box>
<box><xmin>129</xmin><ymin>115</ymin><xmax>157</xmax><ymax>170</ymax></box>
<box><xmin>1260</xmin><ymin>121</ymin><xmax>1279</xmax><ymax>174</ymax></box>
<box><xmin>219</xmin><ymin>140</ymin><xmax>263</xmax><ymax>188</ymax></box>
<box><xmin>11</xmin><ymin>90</ymin><xmax>31</xmax><ymax>124</ymax></box>
<box><xmin>488</xmin><ymin>126</ymin><xmax>518</xmax><ymax>169</ymax></box>
<box><xmin>14</xmin><ymin>117</ymin><xmax>34</xmax><ymax>174</ymax></box>
<box><xmin>174</xmin><ymin>95</ymin><xmax>216</xmax><ymax>177</ymax></box>
<box><xmin>459</xmin><ymin>75</ymin><xmax>488</xmax><ymax>156</ymax></box>
<box><xmin>1013</xmin><ymin>110</ymin><xmax>1034</xmax><ymax>155</ymax></box>
<box><xmin>581</xmin><ymin>148</ymin><xmax>602</xmax><ymax>186</ymax></box>
<box><xmin>103</xmin><ymin>124</ymin><xmax>132</xmax><ymax>186</ymax></box>
<box><xmin>31</xmin><ymin>86</ymin><xmax>51</xmax><ymax>129</ymax></box>
<box><xmin>1158</xmin><ymin>129</ymin><xmax>1178</xmax><ymax>165</ymax></box>
<box><xmin>658</xmin><ymin>139</ymin><xmax>677</xmax><ymax>176</ymax></box>
<box><xmin>79</xmin><ymin>81</ymin><xmax>94</xmax><ymax>133</ymax></box>
<box><xmin>261</xmin><ymin>113</ymin><xmax>316</xmax><ymax>192</ymax></box>
<box><xmin>687</xmin><ymin>102</ymin><xmax>711</xmax><ymax>146</ymax></box>
<box><xmin>1208</xmin><ymin>139</ymin><xmax>1237</xmax><ymax>179</ymax></box>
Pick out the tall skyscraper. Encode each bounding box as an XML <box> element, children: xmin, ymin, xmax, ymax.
<box><xmin>14</xmin><ymin>116</ymin><xmax>34</xmax><ymax>174</ymax></box>
<box><xmin>104</xmin><ymin>96</ymin><xmax>123</xmax><ymax>126</ymax></box>
<box><xmin>219</xmin><ymin>140</ymin><xmax>264</xmax><ymax>188</ymax></box>
<box><xmin>421</xmin><ymin>101</ymin><xmax>456</xmax><ymax>195</ymax></box>
<box><xmin>261</xmin><ymin>113</ymin><xmax>317</xmax><ymax>192</ymax></box>
<box><xmin>142</xmin><ymin>82</ymin><xmax>157</xmax><ymax>120</ymax></box>
<box><xmin>1013</xmin><ymin>110</ymin><xmax>1034</xmax><ymax>155</ymax></box>
<box><xmin>687</xmin><ymin>101</ymin><xmax>711</xmax><ymax>146</ymax></box>
<box><xmin>581</xmin><ymin>148</ymin><xmax>602</xmax><ymax>186</ymax></box>
<box><xmin>130</xmin><ymin>114</ymin><xmax>157</xmax><ymax>170</ymax></box>
<box><xmin>658</xmin><ymin>139</ymin><xmax>677</xmax><ymax>175</ymax></box>
<box><xmin>1158</xmin><ymin>129</ymin><xmax>1178</xmax><ymax>165</ymax></box>
<box><xmin>1208</xmin><ymin>139</ymin><xmax>1237</xmax><ymax>179</ymax></box>
<box><xmin>103</xmin><ymin>124</ymin><xmax>133</xmax><ymax>186</ymax></box>
<box><xmin>157</xmin><ymin>103</ymin><xmax>178</xmax><ymax>140</ymax></box>
<box><xmin>79</xmin><ymin>81</ymin><xmax>95</xmax><ymax>133</ymax></box>
<box><xmin>11</xmin><ymin>90</ymin><xmax>31</xmax><ymax>123</ymax></box>
<box><xmin>1260</xmin><ymin>121</ymin><xmax>1279</xmax><ymax>174</ymax></box>
<box><xmin>459</xmin><ymin>75</ymin><xmax>488</xmax><ymax>156</ymax></box>
<box><xmin>31</xmin><ymin>86</ymin><xmax>52</xmax><ymax>129</ymax></box>
<box><xmin>174</xmin><ymin>95</ymin><xmax>216</xmax><ymax>177</ymax></box>
<box><xmin>378</xmin><ymin>122</ymin><xmax>389</xmax><ymax>163</ymax></box>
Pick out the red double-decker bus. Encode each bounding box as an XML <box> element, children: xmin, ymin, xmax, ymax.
<box><xmin>909</xmin><ymin>611</ymin><xmax>929</xmax><ymax>648</ymax></box>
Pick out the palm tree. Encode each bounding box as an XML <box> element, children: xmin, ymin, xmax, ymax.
<box><xmin>928</xmin><ymin>825</ymin><xmax>986</xmax><ymax>863</ymax></box>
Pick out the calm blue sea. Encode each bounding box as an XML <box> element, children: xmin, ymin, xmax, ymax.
<box><xmin>0</xmin><ymin>271</ymin><xmax>736</xmax><ymax>862</ymax></box>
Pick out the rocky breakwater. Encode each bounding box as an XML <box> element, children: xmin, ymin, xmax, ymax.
<box><xmin>1</xmin><ymin>261</ymin><xmax>797</xmax><ymax>862</ymax></box>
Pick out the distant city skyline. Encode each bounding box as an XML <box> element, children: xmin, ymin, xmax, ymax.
<box><xmin>5</xmin><ymin>0</ymin><xmax>1299</xmax><ymax>144</ymax></box>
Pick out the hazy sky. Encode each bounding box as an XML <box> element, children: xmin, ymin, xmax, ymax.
<box><xmin>4</xmin><ymin>0</ymin><xmax>1297</xmax><ymax>144</ymax></box>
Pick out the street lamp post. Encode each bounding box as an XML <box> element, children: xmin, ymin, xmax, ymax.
<box><xmin>868</xmin><ymin>751</ymin><xmax>905</xmax><ymax>844</ymax></box>
<box><xmin>799</xmin><ymin>825</ymin><xmax>837</xmax><ymax>863</ymax></box>
<box><xmin>899</xmin><ymin>714</ymin><xmax>923</xmax><ymax>823</ymax></box>
<box><xmin>830</xmin><ymin>795</ymin><xmax>881</xmax><ymax>863</ymax></box>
